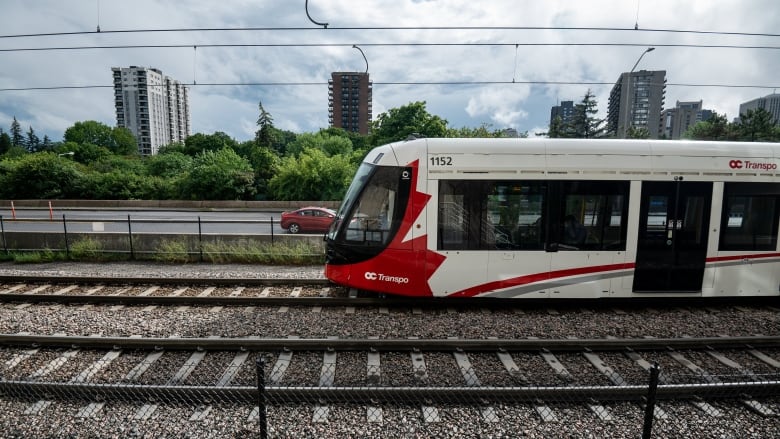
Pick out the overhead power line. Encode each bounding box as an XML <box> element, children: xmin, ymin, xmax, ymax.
<box><xmin>2</xmin><ymin>80</ymin><xmax>778</xmax><ymax>93</ymax></box>
<box><xmin>1</xmin><ymin>26</ymin><xmax>779</xmax><ymax>40</ymax></box>
<box><xmin>1</xmin><ymin>42</ymin><xmax>778</xmax><ymax>53</ymax></box>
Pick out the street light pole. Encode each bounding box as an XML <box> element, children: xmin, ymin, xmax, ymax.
<box><xmin>622</xmin><ymin>47</ymin><xmax>655</xmax><ymax>138</ymax></box>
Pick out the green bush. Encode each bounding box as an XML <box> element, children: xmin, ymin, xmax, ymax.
<box><xmin>69</xmin><ymin>236</ymin><xmax>104</xmax><ymax>261</ymax></box>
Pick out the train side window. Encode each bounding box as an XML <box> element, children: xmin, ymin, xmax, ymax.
<box><xmin>558</xmin><ymin>181</ymin><xmax>629</xmax><ymax>251</ymax></box>
<box><xmin>438</xmin><ymin>180</ymin><xmax>546</xmax><ymax>250</ymax></box>
<box><xmin>719</xmin><ymin>183</ymin><xmax>780</xmax><ymax>251</ymax></box>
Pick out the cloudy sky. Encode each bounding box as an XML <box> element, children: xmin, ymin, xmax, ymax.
<box><xmin>1</xmin><ymin>0</ymin><xmax>778</xmax><ymax>143</ymax></box>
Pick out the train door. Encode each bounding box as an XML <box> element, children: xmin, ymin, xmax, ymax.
<box><xmin>633</xmin><ymin>180</ymin><xmax>712</xmax><ymax>292</ymax></box>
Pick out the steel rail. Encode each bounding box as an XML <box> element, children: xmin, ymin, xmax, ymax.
<box><xmin>2</xmin><ymin>279</ymin><xmax>777</xmax><ymax>311</ymax></box>
<box><xmin>1</xmin><ymin>334</ymin><xmax>779</xmax><ymax>352</ymax></box>
<box><xmin>0</xmin><ymin>293</ymin><xmax>373</xmax><ymax>307</ymax></box>
<box><xmin>1</xmin><ymin>380</ymin><xmax>778</xmax><ymax>405</ymax></box>
<box><xmin>0</xmin><ymin>276</ymin><xmax>329</xmax><ymax>287</ymax></box>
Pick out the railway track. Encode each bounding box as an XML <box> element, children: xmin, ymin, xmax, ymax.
<box><xmin>1</xmin><ymin>333</ymin><xmax>779</xmax><ymax>437</ymax></box>
<box><xmin>3</xmin><ymin>277</ymin><xmax>780</xmax><ymax>309</ymax></box>
<box><xmin>1</xmin><ymin>275</ymin><xmax>780</xmax><ymax>436</ymax></box>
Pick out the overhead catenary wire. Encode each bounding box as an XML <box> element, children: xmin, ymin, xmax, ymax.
<box><xmin>1</xmin><ymin>42</ymin><xmax>778</xmax><ymax>53</ymax></box>
<box><xmin>1</xmin><ymin>25</ymin><xmax>779</xmax><ymax>39</ymax></box>
<box><xmin>2</xmin><ymin>80</ymin><xmax>777</xmax><ymax>93</ymax></box>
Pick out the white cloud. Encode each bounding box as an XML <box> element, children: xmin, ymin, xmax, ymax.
<box><xmin>0</xmin><ymin>0</ymin><xmax>777</xmax><ymax>141</ymax></box>
<box><xmin>465</xmin><ymin>86</ymin><xmax>531</xmax><ymax>129</ymax></box>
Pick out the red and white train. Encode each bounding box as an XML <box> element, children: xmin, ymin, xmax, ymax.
<box><xmin>325</xmin><ymin>137</ymin><xmax>780</xmax><ymax>299</ymax></box>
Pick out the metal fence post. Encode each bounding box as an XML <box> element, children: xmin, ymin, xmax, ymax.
<box><xmin>62</xmin><ymin>214</ymin><xmax>70</xmax><ymax>257</ymax></box>
<box><xmin>256</xmin><ymin>356</ymin><xmax>268</xmax><ymax>439</ymax></box>
<box><xmin>0</xmin><ymin>215</ymin><xmax>7</xmax><ymax>254</ymax></box>
<box><xmin>127</xmin><ymin>215</ymin><xmax>134</xmax><ymax>260</ymax></box>
<box><xmin>270</xmin><ymin>216</ymin><xmax>274</xmax><ymax>244</ymax></box>
<box><xmin>197</xmin><ymin>216</ymin><xmax>203</xmax><ymax>262</ymax></box>
<box><xmin>642</xmin><ymin>362</ymin><xmax>661</xmax><ymax>439</ymax></box>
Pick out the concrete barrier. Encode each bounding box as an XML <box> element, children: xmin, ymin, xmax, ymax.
<box><xmin>0</xmin><ymin>200</ymin><xmax>341</xmax><ymax>211</ymax></box>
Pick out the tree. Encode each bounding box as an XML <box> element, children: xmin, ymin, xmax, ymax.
<box><xmin>0</xmin><ymin>129</ymin><xmax>11</xmax><ymax>155</ymax></box>
<box><xmin>683</xmin><ymin>112</ymin><xmax>735</xmax><ymax>141</ymax></box>
<box><xmin>26</xmin><ymin>126</ymin><xmax>40</xmax><ymax>152</ymax></box>
<box><xmin>268</xmin><ymin>148</ymin><xmax>355</xmax><ymax>201</ymax></box>
<box><xmin>286</xmin><ymin>131</ymin><xmax>353</xmax><ymax>157</ymax></box>
<box><xmin>57</xmin><ymin>142</ymin><xmax>111</xmax><ymax>164</ymax></box>
<box><xmin>110</xmin><ymin>127</ymin><xmax>138</xmax><ymax>155</ymax></box>
<box><xmin>445</xmin><ymin>123</ymin><xmax>527</xmax><ymax>138</ymax></box>
<box><xmin>370</xmin><ymin>101</ymin><xmax>448</xmax><ymax>146</ymax></box>
<box><xmin>183</xmin><ymin>132</ymin><xmax>237</xmax><ymax>156</ymax></box>
<box><xmin>255</xmin><ymin>101</ymin><xmax>276</xmax><ymax>149</ymax></box>
<box><xmin>64</xmin><ymin>121</ymin><xmax>138</xmax><ymax>155</ymax></box>
<box><xmin>232</xmin><ymin>140</ymin><xmax>278</xmax><ymax>199</ymax></box>
<box><xmin>626</xmin><ymin>126</ymin><xmax>650</xmax><ymax>139</ymax></box>
<box><xmin>736</xmin><ymin>108</ymin><xmax>778</xmax><ymax>142</ymax></box>
<box><xmin>2</xmin><ymin>152</ymin><xmax>83</xmax><ymax>199</ymax></box>
<box><xmin>40</xmin><ymin>135</ymin><xmax>54</xmax><ymax>151</ymax></box>
<box><xmin>10</xmin><ymin>117</ymin><xmax>23</xmax><ymax>147</ymax></box>
<box><xmin>547</xmin><ymin>116</ymin><xmax>565</xmax><ymax>138</ymax></box>
<box><xmin>88</xmin><ymin>155</ymin><xmax>146</xmax><ymax>175</ymax></box>
<box><xmin>181</xmin><ymin>148</ymin><xmax>256</xmax><ymax>200</ymax></box>
<box><xmin>568</xmin><ymin>90</ymin><xmax>607</xmax><ymax>138</ymax></box>
<box><xmin>145</xmin><ymin>151</ymin><xmax>193</xmax><ymax>178</ymax></box>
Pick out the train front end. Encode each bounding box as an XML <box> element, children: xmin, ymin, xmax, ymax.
<box><xmin>325</xmin><ymin>140</ymin><xmax>437</xmax><ymax>296</ymax></box>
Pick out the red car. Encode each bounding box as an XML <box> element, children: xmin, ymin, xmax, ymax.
<box><xmin>280</xmin><ymin>207</ymin><xmax>336</xmax><ymax>234</ymax></box>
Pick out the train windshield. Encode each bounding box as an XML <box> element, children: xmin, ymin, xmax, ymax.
<box><xmin>327</xmin><ymin>163</ymin><xmax>411</xmax><ymax>247</ymax></box>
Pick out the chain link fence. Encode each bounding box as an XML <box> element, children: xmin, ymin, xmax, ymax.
<box><xmin>1</xmin><ymin>349</ymin><xmax>779</xmax><ymax>437</ymax></box>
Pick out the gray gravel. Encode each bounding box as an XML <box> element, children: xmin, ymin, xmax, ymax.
<box><xmin>0</xmin><ymin>261</ymin><xmax>325</xmax><ymax>280</ymax></box>
<box><xmin>1</xmin><ymin>262</ymin><xmax>780</xmax><ymax>437</ymax></box>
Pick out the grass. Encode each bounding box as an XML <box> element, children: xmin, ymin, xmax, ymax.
<box><xmin>0</xmin><ymin>238</ymin><xmax>324</xmax><ymax>265</ymax></box>
<box><xmin>202</xmin><ymin>240</ymin><xmax>324</xmax><ymax>265</ymax></box>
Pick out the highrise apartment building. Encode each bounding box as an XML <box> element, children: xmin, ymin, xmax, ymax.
<box><xmin>660</xmin><ymin>100</ymin><xmax>713</xmax><ymax>139</ymax></box>
<box><xmin>112</xmin><ymin>66</ymin><xmax>191</xmax><ymax>155</ymax></box>
<box><xmin>607</xmin><ymin>70</ymin><xmax>666</xmax><ymax>138</ymax></box>
<box><xmin>328</xmin><ymin>72</ymin><xmax>372</xmax><ymax>135</ymax></box>
<box><xmin>739</xmin><ymin>93</ymin><xmax>780</xmax><ymax>125</ymax></box>
<box><xmin>550</xmin><ymin>100</ymin><xmax>575</xmax><ymax>126</ymax></box>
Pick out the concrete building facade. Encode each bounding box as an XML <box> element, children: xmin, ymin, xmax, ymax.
<box><xmin>739</xmin><ymin>93</ymin><xmax>780</xmax><ymax>125</ymax></box>
<box><xmin>660</xmin><ymin>100</ymin><xmax>714</xmax><ymax>139</ymax></box>
<box><xmin>112</xmin><ymin>66</ymin><xmax>191</xmax><ymax>155</ymax></box>
<box><xmin>607</xmin><ymin>70</ymin><xmax>667</xmax><ymax>138</ymax></box>
<box><xmin>328</xmin><ymin>72</ymin><xmax>372</xmax><ymax>135</ymax></box>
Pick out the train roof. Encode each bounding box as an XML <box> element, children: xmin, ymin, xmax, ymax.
<box><xmin>367</xmin><ymin>137</ymin><xmax>780</xmax><ymax>179</ymax></box>
<box><xmin>418</xmin><ymin>137</ymin><xmax>780</xmax><ymax>157</ymax></box>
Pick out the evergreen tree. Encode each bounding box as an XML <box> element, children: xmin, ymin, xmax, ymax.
<box><xmin>547</xmin><ymin>115</ymin><xmax>565</xmax><ymax>138</ymax></box>
<box><xmin>568</xmin><ymin>90</ymin><xmax>607</xmax><ymax>138</ymax></box>
<box><xmin>26</xmin><ymin>126</ymin><xmax>40</xmax><ymax>152</ymax></box>
<box><xmin>10</xmin><ymin>116</ymin><xmax>23</xmax><ymax>147</ymax></box>
<box><xmin>41</xmin><ymin>135</ymin><xmax>53</xmax><ymax>150</ymax></box>
<box><xmin>736</xmin><ymin>108</ymin><xmax>777</xmax><ymax>142</ymax></box>
<box><xmin>255</xmin><ymin>101</ymin><xmax>275</xmax><ymax>149</ymax></box>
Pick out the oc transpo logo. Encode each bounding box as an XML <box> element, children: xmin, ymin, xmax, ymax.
<box><xmin>364</xmin><ymin>271</ymin><xmax>410</xmax><ymax>284</ymax></box>
<box><xmin>729</xmin><ymin>159</ymin><xmax>777</xmax><ymax>171</ymax></box>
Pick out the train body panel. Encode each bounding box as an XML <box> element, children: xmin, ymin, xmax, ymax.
<box><xmin>325</xmin><ymin>138</ymin><xmax>780</xmax><ymax>299</ymax></box>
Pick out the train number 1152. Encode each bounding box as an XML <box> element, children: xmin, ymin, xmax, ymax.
<box><xmin>430</xmin><ymin>156</ymin><xmax>453</xmax><ymax>166</ymax></box>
